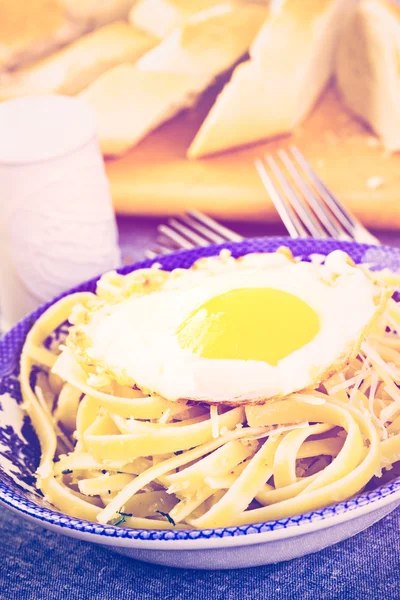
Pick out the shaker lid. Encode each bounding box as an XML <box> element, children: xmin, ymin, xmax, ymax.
<box><xmin>0</xmin><ymin>95</ymin><xmax>97</xmax><ymax>165</ymax></box>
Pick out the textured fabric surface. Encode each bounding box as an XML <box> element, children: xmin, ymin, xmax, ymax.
<box><xmin>2</xmin><ymin>218</ymin><xmax>400</xmax><ymax>599</ymax></box>
<box><xmin>1</xmin><ymin>505</ymin><xmax>400</xmax><ymax>600</ymax></box>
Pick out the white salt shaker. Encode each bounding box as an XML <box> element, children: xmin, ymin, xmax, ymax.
<box><xmin>0</xmin><ymin>95</ymin><xmax>121</xmax><ymax>331</ymax></box>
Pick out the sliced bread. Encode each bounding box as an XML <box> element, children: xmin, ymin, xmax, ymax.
<box><xmin>0</xmin><ymin>22</ymin><xmax>156</xmax><ymax>99</ymax></box>
<box><xmin>188</xmin><ymin>0</ymin><xmax>359</xmax><ymax>158</ymax></box>
<box><xmin>336</xmin><ymin>0</ymin><xmax>400</xmax><ymax>152</ymax></box>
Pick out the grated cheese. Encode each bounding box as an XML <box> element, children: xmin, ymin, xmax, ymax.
<box><xmin>329</xmin><ymin>374</ymin><xmax>363</xmax><ymax>394</ymax></box>
<box><xmin>241</xmin><ymin>422</ymin><xmax>310</xmax><ymax>441</ymax></box>
<box><xmin>158</xmin><ymin>409</ymin><xmax>171</xmax><ymax>424</ymax></box>
<box><xmin>362</xmin><ymin>341</ymin><xmax>400</xmax><ymax>381</ymax></box>
<box><xmin>210</xmin><ymin>405</ymin><xmax>219</xmax><ymax>439</ymax></box>
<box><xmin>379</xmin><ymin>399</ymin><xmax>400</xmax><ymax>424</ymax></box>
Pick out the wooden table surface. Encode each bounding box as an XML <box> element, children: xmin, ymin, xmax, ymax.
<box><xmin>107</xmin><ymin>85</ymin><xmax>400</xmax><ymax>232</ymax></box>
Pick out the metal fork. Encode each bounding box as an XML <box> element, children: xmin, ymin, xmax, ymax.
<box><xmin>145</xmin><ymin>209</ymin><xmax>243</xmax><ymax>258</ymax></box>
<box><xmin>254</xmin><ymin>146</ymin><xmax>379</xmax><ymax>245</ymax></box>
<box><xmin>145</xmin><ymin>146</ymin><xmax>379</xmax><ymax>258</ymax></box>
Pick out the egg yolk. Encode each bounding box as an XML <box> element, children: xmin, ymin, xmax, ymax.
<box><xmin>176</xmin><ymin>288</ymin><xmax>320</xmax><ymax>365</ymax></box>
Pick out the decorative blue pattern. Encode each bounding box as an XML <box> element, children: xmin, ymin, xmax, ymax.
<box><xmin>1</xmin><ymin>237</ymin><xmax>400</xmax><ymax>543</ymax></box>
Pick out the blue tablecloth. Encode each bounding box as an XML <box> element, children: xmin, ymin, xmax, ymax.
<box><xmin>1</xmin><ymin>505</ymin><xmax>400</xmax><ymax>599</ymax></box>
<box><xmin>2</xmin><ymin>218</ymin><xmax>400</xmax><ymax>599</ymax></box>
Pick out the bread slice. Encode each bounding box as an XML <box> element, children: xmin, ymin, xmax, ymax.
<box><xmin>336</xmin><ymin>0</ymin><xmax>400</xmax><ymax>152</ymax></box>
<box><xmin>0</xmin><ymin>22</ymin><xmax>157</xmax><ymax>99</ymax></box>
<box><xmin>129</xmin><ymin>0</ymin><xmax>227</xmax><ymax>38</ymax></box>
<box><xmin>60</xmin><ymin>0</ymin><xmax>135</xmax><ymax>28</ymax></box>
<box><xmin>79</xmin><ymin>64</ymin><xmax>202</xmax><ymax>156</ymax></box>
<box><xmin>137</xmin><ymin>3</ymin><xmax>267</xmax><ymax>78</ymax></box>
<box><xmin>79</xmin><ymin>3</ymin><xmax>266</xmax><ymax>157</ymax></box>
<box><xmin>0</xmin><ymin>0</ymin><xmax>85</xmax><ymax>71</ymax></box>
<box><xmin>188</xmin><ymin>0</ymin><xmax>359</xmax><ymax>158</ymax></box>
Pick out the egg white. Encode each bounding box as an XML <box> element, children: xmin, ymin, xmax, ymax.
<box><xmin>74</xmin><ymin>251</ymin><xmax>383</xmax><ymax>404</ymax></box>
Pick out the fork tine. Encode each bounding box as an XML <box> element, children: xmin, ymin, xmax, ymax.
<box><xmin>149</xmin><ymin>211</ymin><xmax>242</xmax><ymax>258</ymax></box>
<box><xmin>179</xmin><ymin>214</ymin><xmax>228</xmax><ymax>244</ymax></box>
<box><xmin>144</xmin><ymin>249</ymin><xmax>159</xmax><ymax>259</ymax></box>
<box><xmin>268</xmin><ymin>153</ymin><xmax>327</xmax><ymax>239</ymax></box>
<box><xmin>167</xmin><ymin>218</ymin><xmax>210</xmax><ymax>247</ymax></box>
<box><xmin>279</xmin><ymin>149</ymin><xmax>349</xmax><ymax>240</ymax></box>
<box><xmin>187</xmin><ymin>210</ymin><xmax>243</xmax><ymax>242</ymax></box>
<box><xmin>255</xmin><ymin>159</ymin><xmax>307</xmax><ymax>239</ymax></box>
<box><xmin>290</xmin><ymin>146</ymin><xmax>380</xmax><ymax>244</ymax></box>
<box><xmin>157</xmin><ymin>224</ymin><xmax>195</xmax><ymax>249</ymax></box>
<box><xmin>157</xmin><ymin>235</ymin><xmax>183</xmax><ymax>251</ymax></box>
<box><xmin>289</xmin><ymin>146</ymin><xmax>356</xmax><ymax>235</ymax></box>
<box><xmin>145</xmin><ymin>244</ymin><xmax>173</xmax><ymax>259</ymax></box>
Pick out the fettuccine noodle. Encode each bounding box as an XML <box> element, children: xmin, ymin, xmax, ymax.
<box><xmin>19</xmin><ymin>254</ymin><xmax>400</xmax><ymax>530</ymax></box>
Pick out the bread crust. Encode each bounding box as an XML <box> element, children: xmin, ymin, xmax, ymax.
<box><xmin>0</xmin><ymin>21</ymin><xmax>156</xmax><ymax>100</ymax></box>
<box><xmin>188</xmin><ymin>0</ymin><xmax>358</xmax><ymax>158</ymax></box>
<box><xmin>0</xmin><ymin>0</ymin><xmax>84</xmax><ymax>71</ymax></box>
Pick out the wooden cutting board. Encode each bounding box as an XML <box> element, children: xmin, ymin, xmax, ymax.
<box><xmin>105</xmin><ymin>81</ymin><xmax>400</xmax><ymax>230</ymax></box>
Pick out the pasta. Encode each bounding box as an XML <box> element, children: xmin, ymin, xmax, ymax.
<box><xmin>19</xmin><ymin>251</ymin><xmax>400</xmax><ymax>530</ymax></box>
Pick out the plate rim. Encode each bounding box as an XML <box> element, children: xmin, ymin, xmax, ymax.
<box><xmin>1</xmin><ymin>485</ymin><xmax>400</xmax><ymax>550</ymax></box>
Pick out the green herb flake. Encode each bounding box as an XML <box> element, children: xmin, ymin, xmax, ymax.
<box><xmin>156</xmin><ymin>510</ymin><xmax>176</xmax><ymax>526</ymax></box>
<box><xmin>101</xmin><ymin>470</ymin><xmax>107</xmax><ymax>474</ymax></box>
<box><xmin>174</xmin><ymin>450</ymin><xmax>183</xmax><ymax>456</ymax></box>
<box><xmin>112</xmin><ymin>515</ymin><xmax>126</xmax><ymax>527</ymax></box>
<box><xmin>61</xmin><ymin>469</ymin><xmax>72</xmax><ymax>475</ymax></box>
<box><xmin>118</xmin><ymin>512</ymin><xmax>132</xmax><ymax>517</ymax></box>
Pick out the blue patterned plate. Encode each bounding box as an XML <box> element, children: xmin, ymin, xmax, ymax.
<box><xmin>1</xmin><ymin>237</ymin><xmax>400</xmax><ymax>570</ymax></box>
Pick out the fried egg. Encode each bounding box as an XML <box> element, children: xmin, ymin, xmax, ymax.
<box><xmin>68</xmin><ymin>250</ymin><xmax>385</xmax><ymax>404</ymax></box>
